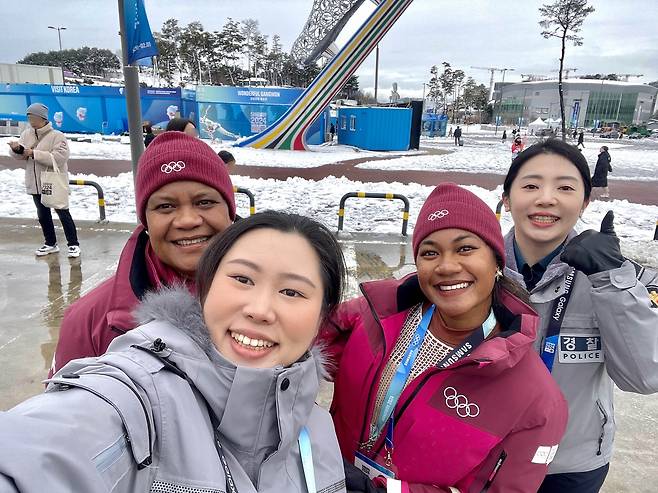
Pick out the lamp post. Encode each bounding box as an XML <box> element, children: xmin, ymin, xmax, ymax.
<box><xmin>47</xmin><ymin>25</ymin><xmax>67</xmax><ymax>84</ymax></box>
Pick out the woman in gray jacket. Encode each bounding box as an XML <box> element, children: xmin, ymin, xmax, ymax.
<box><xmin>0</xmin><ymin>211</ymin><xmax>348</xmax><ymax>493</ymax></box>
<box><xmin>501</xmin><ymin>139</ymin><xmax>658</xmax><ymax>493</ymax></box>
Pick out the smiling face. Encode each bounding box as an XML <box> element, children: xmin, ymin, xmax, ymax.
<box><xmin>145</xmin><ymin>180</ymin><xmax>231</xmax><ymax>277</ymax></box>
<box><xmin>416</xmin><ymin>228</ymin><xmax>498</xmax><ymax>330</ymax></box>
<box><xmin>503</xmin><ymin>153</ymin><xmax>589</xmax><ymax>265</ymax></box>
<box><xmin>203</xmin><ymin>229</ymin><xmax>325</xmax><ymax>368</ymax></box>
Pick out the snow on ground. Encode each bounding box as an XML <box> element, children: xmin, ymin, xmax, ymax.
<box><xmin>0</xmin><ymin>135</ymin><xmax>421</xmax><ymax>168</ymax></box>
<box><xmin>1</xmin><ymin>168</ymin><xmax>656</xmax><ymax>266</ymax></box>
<box><xmin>357</xmin><ymin>132</ymin><xmax>658</xmax><ymax>181</ymax></box>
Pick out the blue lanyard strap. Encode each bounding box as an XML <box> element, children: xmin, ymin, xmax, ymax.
<box><xmin>298</xmin><ymin>427</ymin><xmax>316</xmax><ymax>493</ymax></box>
<box><xmin>375</xmin><ymin>305</ymin><xmax>435</xmax><ymax>434</ymax></box>
<box><xmin>541</xmin><ymin>268</ymin><xmax>576</xmax><ymax>372</ymax></box>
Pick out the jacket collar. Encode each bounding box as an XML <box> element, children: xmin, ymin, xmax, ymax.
<box><xmin>504</xmin><ymin>229</ymin><xmax>575</xmax><ymax>292</ymax></box>
<box><xmin>359</xmin><ymin>273</ymin><xmax>539</xmax><ymax>376</ymax></box>
<box><xmin>130</xmin><ymin>286</ymin><xmax>326</xmax><ymax>455</ymax></box>
<box><xmin>34</xmin><ymin>122</ymin><xmax>53</xmax><ymax>137</ymax></box>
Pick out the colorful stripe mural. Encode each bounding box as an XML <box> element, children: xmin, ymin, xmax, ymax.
<box><xmin>238</xmin><ymin>0</ymin><xmax>415</xmax><ymax>150</ymax></box>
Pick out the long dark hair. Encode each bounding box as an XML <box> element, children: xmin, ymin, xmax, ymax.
<box><xmin>196</xmin><ymin>211</ymin><xmax>346</xmax><ymax>319</ymax></box>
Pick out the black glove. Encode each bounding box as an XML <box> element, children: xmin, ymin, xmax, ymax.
<box><xmin>343</xmin><ymin>458</ymin><xmax>387</xmax><ymax>493</ymax></box>
<box><xmin>560</xmin><ymin>211</ymin><xmax>625</xmax><ymax>275</ymax></box>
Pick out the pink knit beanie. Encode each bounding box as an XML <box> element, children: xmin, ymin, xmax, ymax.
<box><xmin>412</xmin><ymin>183</ymin><xmax>505</xmax><ymax>266</ymax></box>
<box><xmin>135</xmin><ymin>132</ymin><xmax>235</xmax><ymax>226</ymax></box>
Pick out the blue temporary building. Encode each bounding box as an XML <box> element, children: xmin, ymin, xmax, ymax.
<box><xmin>336</xmin><ymin>106</ymin><xmax>412</xmax><ymax>151</ymax></box>
<box><xmin>0</xmin><ymin>83</ymin><xmax>180</xmax><ymax>134</ymax></box>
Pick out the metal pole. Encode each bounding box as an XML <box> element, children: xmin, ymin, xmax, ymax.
<box><xmin>118</xmin><ymin>0</ymin><xmax>145</xmax><ymax>188</ymax></box>
<box><xmin>48</xmin><ymin>26</ymin><xmax>67</xmax><ymax>84</ymax></box>
<box><xmin>374</xmin><ymin>44</ymin><xmax>379</xmax><ymax>103</ymax></box>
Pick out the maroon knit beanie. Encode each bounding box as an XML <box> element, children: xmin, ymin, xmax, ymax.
<box><xmin>135</xmin><ymin>132</ymin><xmax>235</xmax><ymax>226</ymax></box>
<box><xmin>412</xmin><ymin>183</ymin><xmax>505</xmax><ymax>267</ymax></box>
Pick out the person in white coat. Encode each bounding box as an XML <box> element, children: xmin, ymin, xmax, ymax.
<box><xmin>7</xmin><ymin>103</ymin><xmax>80</xmax><ymax>257</ymax></box>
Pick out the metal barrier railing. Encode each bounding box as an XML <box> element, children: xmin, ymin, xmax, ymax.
<box><xmin>654</xmin><ymin>219</ymin><xmax>658</xmax><ymax>241</ymax></box>
<box><xmin>69</xmin><ymin>179</ymin><xmax>106</xmax><ymax>222</ymax></box>
<box><xmin>496</xmin><ymin>200</ymin><xmax>504</xmax><ymax>221</ymax></box>
<box><xmin>338</xmin><ymin>192</ymin><xmax>410</xmax><ymax>236</ymax></box>
<box><xmin>234</xmin><ymin>186</ymin><xmax>256</xmax><ymax>216</ymax></box>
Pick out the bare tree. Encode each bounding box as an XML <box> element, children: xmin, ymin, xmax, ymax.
<box><xmin>539</xmin><ymin>0</ymin><xmax>594</xmax><ymax>140</ymax></box>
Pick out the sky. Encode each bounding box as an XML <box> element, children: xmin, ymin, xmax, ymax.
<box><xmin>2</xmin><ymin>0</ymin><xmax>657</xmax><ymax>99</ymax></box>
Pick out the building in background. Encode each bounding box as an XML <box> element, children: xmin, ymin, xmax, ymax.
<box><xmin>0</xmin><ymin>63</ymin><xmax>63</xmax><ymax>85</ymax></box>
<box><xmin>497</xmin><ymin>80</ymin><xmax>657</xmax><ymax>128</ymax></box>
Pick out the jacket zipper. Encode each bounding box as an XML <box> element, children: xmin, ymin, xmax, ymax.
<box><xmin>595</xmin><ymin>400</ymin><xmax>608</xmax><ymax>456</ymax></box>
<box><xmin>32</xmin><ymin>128</ymin><xmax>39</xmax><ymax>191</ymax></box>
<box><xmin>357</xmin><ymin>287</ymin><xmax>390</xmax><ymax>451</ymax></box>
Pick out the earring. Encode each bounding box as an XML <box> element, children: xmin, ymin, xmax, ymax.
<box><xmin>495</xmin><ymin>268</ymin><xmax>503</xmax><ymax>281</ymax></box>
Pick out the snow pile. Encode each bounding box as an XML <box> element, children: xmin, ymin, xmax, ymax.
<box><xmin>1</xmin><ymin>169</ymin><xmax>655</xmax><ymax>266</ymax></box>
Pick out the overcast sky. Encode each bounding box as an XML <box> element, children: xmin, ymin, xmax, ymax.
<box><xmin>3</xmin><ymin>0</ymin><xmax>657</xmax><ymax>99</ymax></box>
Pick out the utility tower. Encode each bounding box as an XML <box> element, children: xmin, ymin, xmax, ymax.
<box><xmin>471</xmin><ymin>66</ymin><xmax>516</xmax><ymax>101</ymax></box>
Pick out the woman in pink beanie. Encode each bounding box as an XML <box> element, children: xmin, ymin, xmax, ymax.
<box><xmin>321</xmin><ymin>183</ymin><xmax>568</xmax><ymax>493</ymax></box>
<box><xmin>49</xmin><ymin>132</ymin><xmax>236</xmax><ymax>376</ymax></box>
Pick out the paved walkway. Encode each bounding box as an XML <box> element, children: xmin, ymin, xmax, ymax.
<box><xmin>2</xmin><ymin>152</ymin><xmax>656</xmax><ymax>205</ymax></box>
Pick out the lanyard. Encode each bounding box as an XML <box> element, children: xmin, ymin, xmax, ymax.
<box><xmin>375</xmin><ymin>305</ymin><xmax>497</xmax><ymax>439</ymax></box>
<box><xmin>540</xmin><ymin>268</ymin><xmax>576</xmax><ymax>372</ymax></box>
<box><xmin>298</xmin><ymin>427</ymin><xmax>316</xmax><ymax>493</ymax></box>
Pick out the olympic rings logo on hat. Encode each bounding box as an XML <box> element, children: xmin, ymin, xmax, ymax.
<box><xmin>160</xmin><ymin>161</ymin><xmax>186</xmax><ymax>173</ymax></box>
<box><xmin>444</xmin><ymin>386</ymin><xmax>480</xmax><ymax>418</ymax></box>
<box><xmin>427</xmin><ymin>209</ymin><xmax>449</xmax><ymax>221</ymax></box>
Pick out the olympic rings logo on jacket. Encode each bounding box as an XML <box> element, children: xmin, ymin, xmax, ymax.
<box><xmin>444</xmin><ymin>386</ymin><xmax>480</xmax><ymax>418</ymax></box>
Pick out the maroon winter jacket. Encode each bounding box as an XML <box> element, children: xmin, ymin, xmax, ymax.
<box><xmin>49</xmin><ymin>226</ymin><xmax>151</xmax><ymax>377</ymax></box>
<box><xmin>321</xmin><ymin>274</ymin><xmax>568</xmax><ymax>493</ymax></box>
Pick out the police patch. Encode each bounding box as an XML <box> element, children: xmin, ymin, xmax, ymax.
<box><xmin>558</xmin><ymin>334</ymin><xmax>604</xmax><ymax>364</ymax></box>
<box><xmin>648</xmin><ymin>286</ymin><xmax>658</xmax><ymax>309</ymax></box>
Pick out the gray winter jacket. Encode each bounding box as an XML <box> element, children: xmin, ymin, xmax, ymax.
<box><xmin>9</xmin><ymin>123</ymin><xmax>70</xmax><ymax>195</ymax></box>
<box><xmin>0</xmin><ymin>287</ymin><xmax>346</xmax><ymax>493</ymax></box>
<box><xmin>504</xmin><ymin>230</ymin><xmax>658</xmax><ymax>475</ymax></box>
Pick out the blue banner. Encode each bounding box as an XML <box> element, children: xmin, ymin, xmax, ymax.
<box><xmin>123</xmin><ymin>0</ymin><xmax>159</xmax><ymax>65</ymax></box>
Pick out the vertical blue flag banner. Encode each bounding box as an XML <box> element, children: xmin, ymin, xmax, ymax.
<box><xmin>123</xmin><ymin>0</ymin><xmax>159</xmax><ymax>65</ymax></box>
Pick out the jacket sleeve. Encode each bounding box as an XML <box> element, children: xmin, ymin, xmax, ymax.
<box><xmin>33</xmin><ymin>133</ymin><xmax>69</xmax><ymax>169</ymax></box>
<box><xmin>0</xmin><ymin>385</ymin><xmax>148</xmax><ymax>492</ymax></box>
<box><xmin>318</xmin><ymin>296</ymin><xmax>368</xmax><ymax>379</ymax></box>
<box><xmin>7</xmin><ymin>130</ymin><xmax>29</xmax><ymax>161</ymax></box>
<box><xmin>589</xmin><ymin>260</ymin><xmax>658</xmax><ymax>393</ymax></box>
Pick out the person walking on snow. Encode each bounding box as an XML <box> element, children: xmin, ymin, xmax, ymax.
<box><xmin>511</xmin><ymin>135</ymin><xmax>524</xmax><ymax>159</ymax></box>
<box><xmin>502</xmin><ymin>129</ymin><xmax>507</xmax><ymax>142</ymax></box>
<box><xmin>453</xmin><ymin>125</ymin><xmax>462</xmax><ymax>146</ymax></box>
<box><xmin>7</xmin><ymin>103</ymin><xmax>80</xmax><ymax>258</ymax></box>
<box><xmin>591</xmin><ymin>146</ymin><xmax>612</xmax><ymax>200</ymax></box>
<box><xmin>577</xmin><ymin>130</ymin><xmax>585</xmax><ymax>149</ymax></box>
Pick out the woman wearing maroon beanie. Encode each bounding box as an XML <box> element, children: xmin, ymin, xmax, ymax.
<box><xmin>322</xmin><ymin>183</ymin><xmax>568</xmax><ymax>493</ymax></box>
<box><xmin>49</xmin><ymin>132</ymin><xmax>236</xmax><ymax>376</ymax></box>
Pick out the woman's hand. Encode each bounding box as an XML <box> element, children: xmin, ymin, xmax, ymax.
<box><xmin>560</xmin><ymin>211</ymin><xmax>625</xmax><ymax>275</ymax></box>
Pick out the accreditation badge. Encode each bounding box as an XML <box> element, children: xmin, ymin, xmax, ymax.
<box><xmin>558</xmin><ymin>333</ymin><xmax>604</xmax><ymax>364</ymax></box>
<box><xmin>354</xmin><ymin>451</ymin><xmax>396</xmax><ymax>480</ymax></box>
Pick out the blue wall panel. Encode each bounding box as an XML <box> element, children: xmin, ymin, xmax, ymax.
<box><xmin>337</xmin><ymin>107</ymin><xmax>411</xmax><ymax>151</ymax></box>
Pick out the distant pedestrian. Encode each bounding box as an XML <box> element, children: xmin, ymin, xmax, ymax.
<box><xmin>512</xmin><ymin>128</ymin><xmax>517</xmax><ymax>137</ymax></box>
<box><xmin>143</xmin><ymin>123</ymin><xmax>155</xmax><ymax>147</ymax></box>
<box><xmin>7</xmin><ymin>103</ymin><xmax>80</xmax><ymax>258</ymax></box>
<box><xmin>453</xmin><ymin>125</ymin><xmax>462</xmax><ymax>146</ymax></box>
<box><xmin>502</xmin><ymin>129</ymin><xmax>507</xmax><ymax>142</ymax></box>
<box><xmin>329</xmin><ymin>122</ymin><xmax>336</xmax><ymax>141</ymax></box>
<box><xmin>577</xmin><ymin>130</ymin><xmax>585</xmax><ymax>149</ymax></box>
<box><xmin>218</xmin><ymin>150</ymin><xmax>236</xmax><ymax>175</ymax></box>
<box><xmin>572</xmin><ymin>128</ymin><xmax>578</xmax><ymax>139</ymax></box>
<box><xmin>448</xmin><ymin>126</ymin><xmax>453</xmax><ymax>138</ymax></box>
<box><xmin>166</xmin><ymin>117</ymin><xmax>198</xmax><ymax>137</ymax></box>
<box><xmin>591</xmin><ymin>146</ymin><xmax>613</xmax><ymax>200</ymax></box>
<box><xmin>511</xmin><ymin>135</ymin><xmax>524</xmax><ymax>159</ymax></box>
